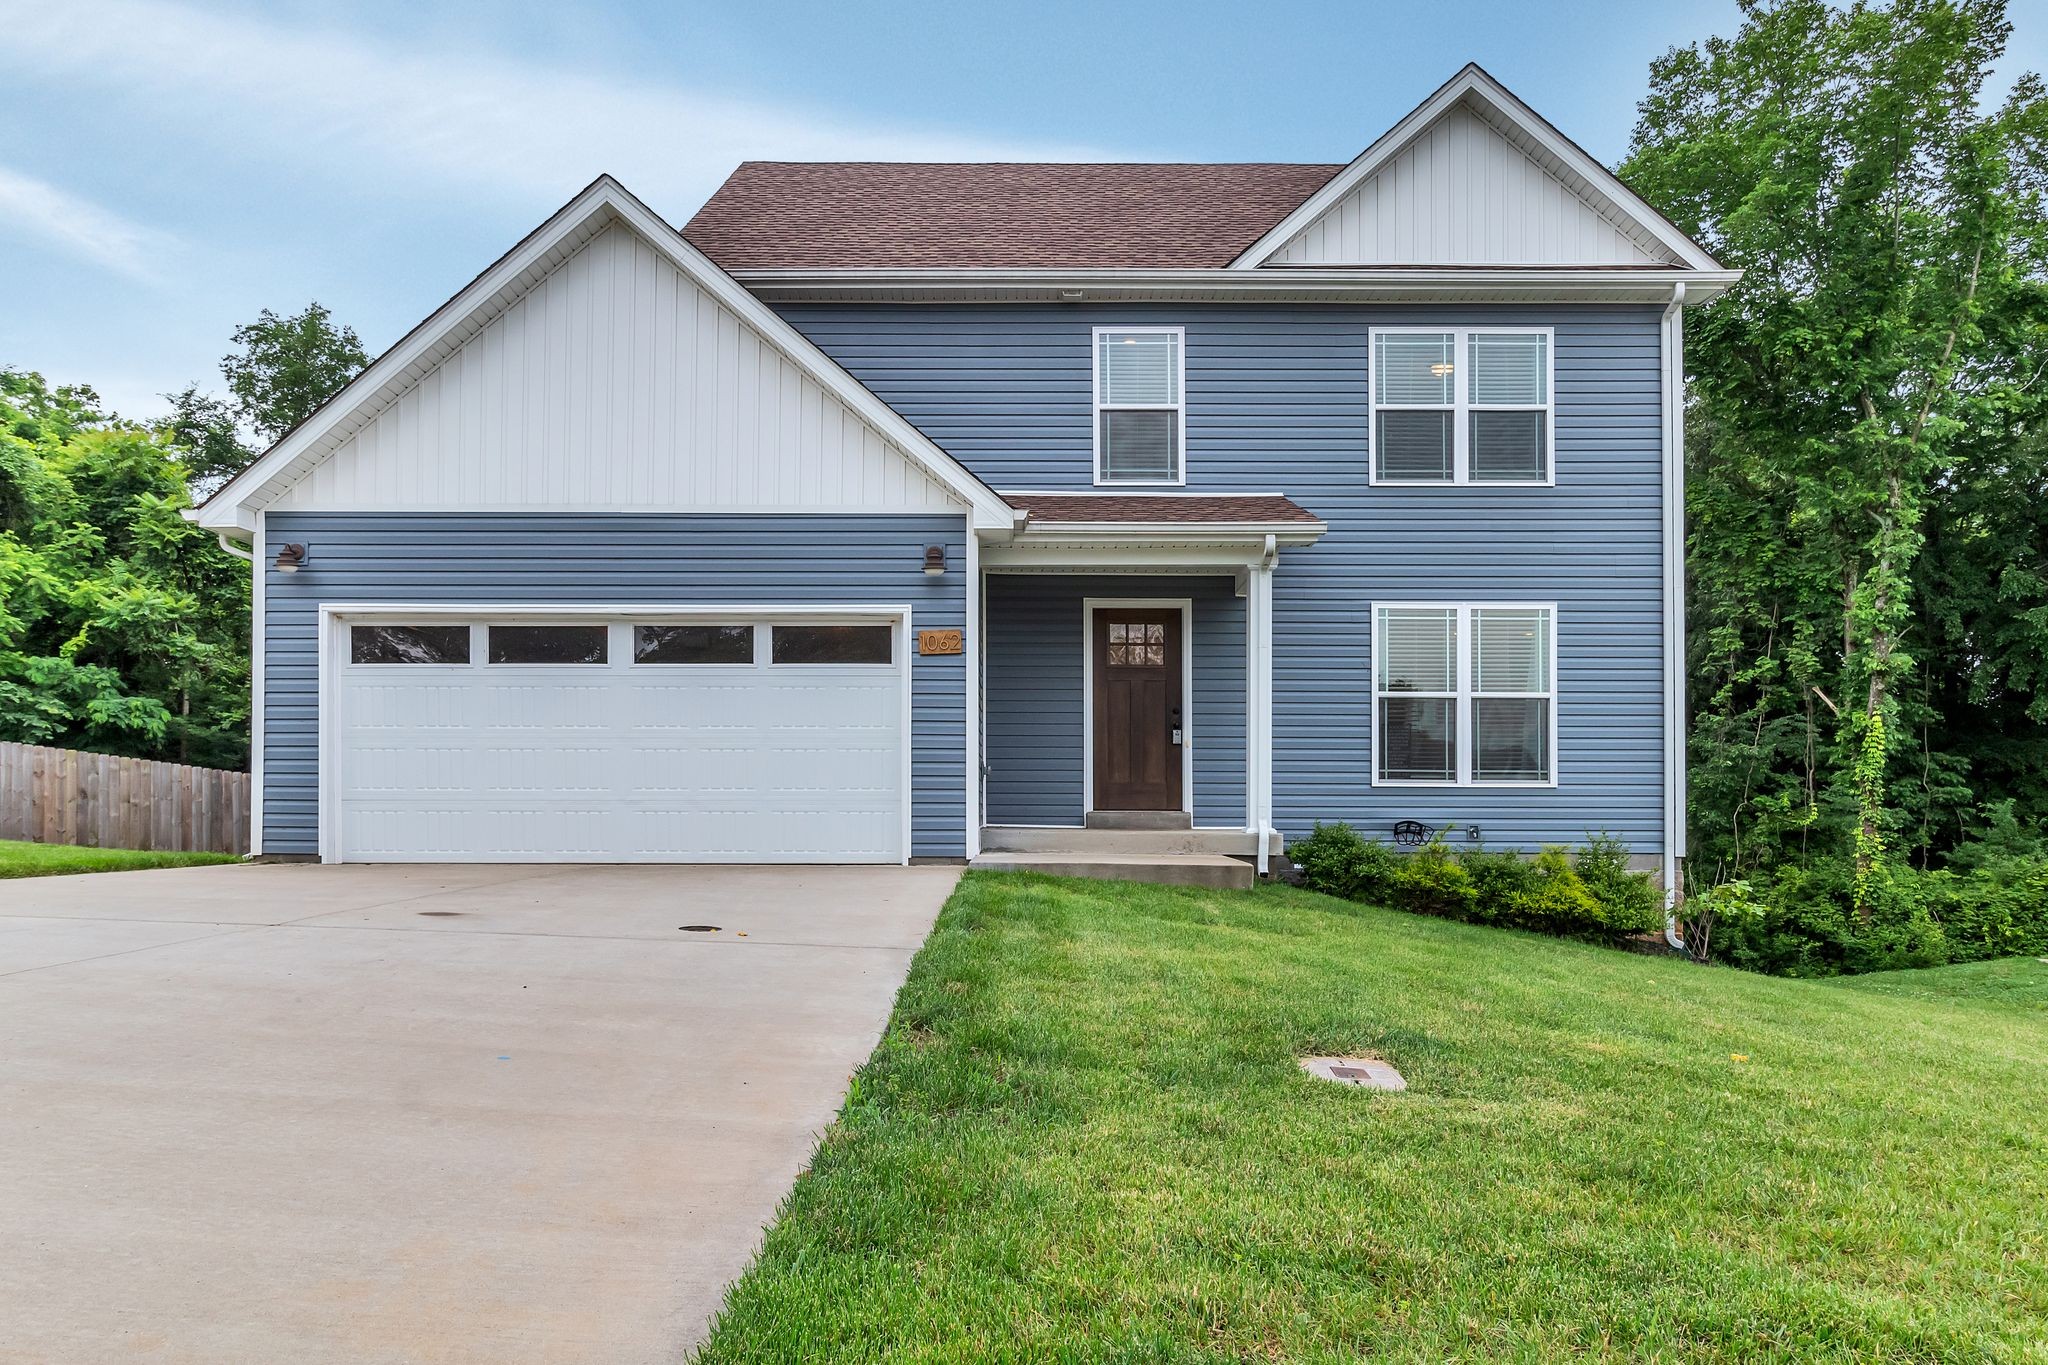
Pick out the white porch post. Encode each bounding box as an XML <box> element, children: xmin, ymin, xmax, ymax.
<box><xmin>1246</xmin><ymin>535</ymin><xmax>1277</xmax><ymax>875</ymax></box>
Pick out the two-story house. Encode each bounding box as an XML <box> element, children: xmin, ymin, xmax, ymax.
<box><xmin>191</xmin><ymin>65</ymin><xmax>1733</xmax><ymax>895</ymax></box>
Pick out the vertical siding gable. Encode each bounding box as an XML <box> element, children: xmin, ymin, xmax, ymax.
<box><xmin>1269</xmin><ymin>106</ymin><xmax>1667</xmax><ymax>266</ymax></box>
<box><xmin>271</xmin><ymin>226</ymin><xmax>962</xmax><ymax>513</ymax></box>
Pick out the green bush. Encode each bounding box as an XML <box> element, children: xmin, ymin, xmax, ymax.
<box><xmin>1390</xmin><ymin>836</ymin><xmax>1478</xmax><ymax>919</ymax></box>
<box><xmin>1710</xmin><ymin>859</ymin><xmax>1954</xmax><ymax>977</ymax></box>
<box><xmin>1573</xmin><ymin>832</ymin><xmax>1664</xmax><ymax>935</ymax></box>
<box><xmin>1289</xmin><ymin>822</ymin><xmax>1399</xmax><ymax>905</ymax></box>
<box><xmin>1455</xmin><ymin>846</ymin><xmax>1536</xmax><ymax>924</ymax></box>
<box><xmin>1289</xmin><ymin>826</ymin><xmax>1659</xmax><ymax>946</ymax></box>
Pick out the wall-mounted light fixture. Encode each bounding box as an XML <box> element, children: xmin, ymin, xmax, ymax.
<box><xmin>274</xmin><ymin>543</ymin><xmax>309</xmax><ymax>575</ymax></box>
<box><xmin>1059</xmin><ymin>289</ymin><xmax>1085</xmax><ymax>302</ymax></box>
<box><xmin>922</xmin><ymin>545</ymin><xmax>946</xmax><ymax>576</ymax></box>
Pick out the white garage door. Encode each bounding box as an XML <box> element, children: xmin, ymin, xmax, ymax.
<box><xmin>326</xmin><ymin>614</ymin><xmax>906</xmax><ymax>862</ymax></box>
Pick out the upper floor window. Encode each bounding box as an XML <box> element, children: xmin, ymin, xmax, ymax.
<box><xmin>1374</xmin><ymin>603</ymin><xmax>1556</xmax><ymax>786</ymax></box>
<box><xmin>1371</xmin><ymin>328</ymin><xmax>1552</xmax><ymax>485</ymax></box>
<box><xmin>1094</xmin><ymin>327</ymin><xmax>1184</xmax><ymax>485</ymax></box>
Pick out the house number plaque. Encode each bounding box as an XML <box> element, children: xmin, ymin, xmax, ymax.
<box><xmin>917</xmin><ymin>629</ymin><xmax>964</xmax><ymax>655</ymax></box>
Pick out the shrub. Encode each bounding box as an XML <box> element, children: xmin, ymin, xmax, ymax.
<box><xmin>1390</xmin><ymin>835</ymin><xmax>1478</xmax><ymax>919</ymax></box>
<box><xmin>1502</xmin><ymin>847</ymin><xmax>1609</xmax><ymax>938</ymax></box>
<box><xmin>1708</xmin><ymin>858</ymin><xmax>1952</xmax><ymax>977</ymax></box>
<box><xmin>1455</xmin><ymin>846</ymin><xmax>1537</xmax><ymax>924</ymax></box>
<box><xmin>1293</xmin><ymin>826</ymin><xmax>1668</xmax><ymax>947</ymax></box>
<box><xmin>1289</xmin><ymin>822</ymin><xmax>1398</xmax><ymax>904</ymax></box>
<box><xmin>1574</xmin><ymin>832</ymin><xmax>1663</xmax><ymax>935</ymax></box>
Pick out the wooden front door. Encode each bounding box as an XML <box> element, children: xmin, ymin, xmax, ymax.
<box><xmin>1092</xmin><ymin>608</ymin><xmax>1183</xmax><ymax>811</ymax></box>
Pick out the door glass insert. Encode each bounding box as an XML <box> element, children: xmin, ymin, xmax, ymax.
<box><xmin>1106</xmin><ymin>620</ymin><xmax>1166</xmax><ymax>666</ymax></box>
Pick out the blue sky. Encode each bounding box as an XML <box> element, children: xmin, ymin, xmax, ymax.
<box><xmin>4</xmin><ymin>0</ymin><xmax>2042</xmax><ymax>420</ymax></box>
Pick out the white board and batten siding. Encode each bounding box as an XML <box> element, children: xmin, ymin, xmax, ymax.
<box><xmin>1268</xmin><ymin>104</ymin><xmax>1673</xmax><ymax>268</ymax></box>
<box><xmin>271</xmin><ymin>224</ymin><xmax>963</xmax><ymax>515</ymax></box>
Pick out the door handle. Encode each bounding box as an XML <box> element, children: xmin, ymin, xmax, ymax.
<box><xmin>1170</xmin><ymin>706</ymin><xmax>1183</xmax><ymax>747</ymax></box>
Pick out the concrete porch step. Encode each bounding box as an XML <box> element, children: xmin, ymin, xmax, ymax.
<box><xmin>981</xmin><ymin>825</ymin><xmax>1281</xmax><ymax>858</ymax></box>
<box><xmin>1085</xmin><ymin>809</ymin><xmax>1193</xmax><ymax>831</ymax></box>
<box><xmin>968</xmin><ymin>851</ymin><xmax>1256</xmax><ymax>891</ymax></box>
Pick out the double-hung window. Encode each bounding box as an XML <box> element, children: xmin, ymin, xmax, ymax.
<box><xmin>1094</xmin><ymin>327</ymin><xmax>1184</xmax><ymax>484</ymax></box>
<box><xmin>1371</xmin><ymin>327</ymin><xmax>1552</xmax><ymax>484</ymax></box>
<box><xmin>1374</xmin><ymin>604</ymin><xmax>1556</xmax><ymax>785</ymax></box>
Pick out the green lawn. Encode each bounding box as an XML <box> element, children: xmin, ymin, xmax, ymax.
<box><xmin>0</xmin><ymin>839</ymin><xmax>240</xmax><ymax>878</ymax></box>
<box><xmin>697</xmin><ymin>873</ymin><xmax>2048</xmax><ymax>1363</ymax></box>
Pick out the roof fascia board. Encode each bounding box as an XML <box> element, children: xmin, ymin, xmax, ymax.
<box><xmin>728</xmin><ymin>266</ymin><xmax>1739</xmax><ymax>304</ymax></box>
<box><xmin>1225</xmin><ymin>64</ymin><xmax>1722</xmax><ymax>273</ymax></box>
<box><xmin>194</xmin><ymin>177</ymin><xmax>1017</xmax><ymax>535</ymax></box>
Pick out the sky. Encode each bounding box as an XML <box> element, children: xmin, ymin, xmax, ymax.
<box><xmin>4</xmin><ymin>0</ymin><xmax>2043</xmax><ymax>421</ymax></box>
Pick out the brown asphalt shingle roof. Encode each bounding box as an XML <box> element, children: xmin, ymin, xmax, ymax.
<box><xmin>1008</xmin><ymin>494</ymin><xmax>1322</xmax><ymax>526</ymax></box>
<box><xmin>682</xmin><ymin>162</ymin><xmax>1344</xmax><ymax>271</ymax></box>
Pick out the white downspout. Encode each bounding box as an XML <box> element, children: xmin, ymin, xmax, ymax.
<box><xmin>1661</xmin><ymin>284</ymin><xmax>1687</xmax><ymax>950</ymax></box>
<box><xmin>214</xmin><ymin>532</ymin><xmax>254</xmax><ymax>563</ymax></box>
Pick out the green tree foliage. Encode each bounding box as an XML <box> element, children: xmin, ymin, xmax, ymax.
<box><xmin>1623</xmin><ymin>0</ymin><xmax>2048</xmax><ymax>885</ymax></box>
<box><xmin>0</xmin><ymin>370</ymin><xmax>249</xmax><ymax>767</ymax></box>
<box><xmin>220</xmin><ymin>301</ymin><xmax>368</xmax><ymax>444</ymax></box>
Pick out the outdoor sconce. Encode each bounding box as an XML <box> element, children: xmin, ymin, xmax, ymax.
<box><xmin>274</xmin><ymin>543</ymin><xmax>309</xmax><ymax>575</ymax></box>
<box><xmin>922</xmin><ymin>545</ymin><xmax>946</xmax><ymax>576</ymax></box>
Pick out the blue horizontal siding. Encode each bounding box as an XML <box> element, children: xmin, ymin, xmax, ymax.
<box><xmin>984</xmin><ymin>575</ymin><xmax>1245</xmax><ymax>827</ymax></box>
<box><xmin>782</xmin><ymin>303</ymin><xmax>1667</xmax><ymax>853</ymax></box>
<box><xmin>262</xmin><ymin>513</ymin><xmax>967</xmax><ymax>858</ymax></box>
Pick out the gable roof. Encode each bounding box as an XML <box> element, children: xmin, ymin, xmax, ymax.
<box><xmin>191</xmin><ymin>176</ymin><xmax>1018</xmax><ymax>536</ymax></box>
<box><xmin>1231</xmin><ymin>64</ymin><xmax>1720</xmax><ymax>271</ymax></box>
<box><xmin>683</xmin><ymin>162</ymin><xmax>1343</xmax><ymax>271</ymax></box>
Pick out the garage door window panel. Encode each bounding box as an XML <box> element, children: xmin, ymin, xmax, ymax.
<box><xmin>635</xmin><ymin>624</ymin><xmax>754</xmax><ymax>664</ymax></box>
<box><xmin>489</xmin><ymin>625</ymin><xmax>609</xmax><ymax>664</ymax></box>
<box><xmin>350</xmin><ymin>624</ymin><xmax>470</xmax><ymax>665</ymax></box>
<box><xmin>772</xmin><ymin>624</ymin><xmax>893</xmax><ymax>665</ymax></box>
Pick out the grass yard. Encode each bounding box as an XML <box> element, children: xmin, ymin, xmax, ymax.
<box><xmin>697</xmin><ymin>872</ymin><xmax>2048</xmax><ymax>1363</ymax></box>
<box><xmin>0</xmin><ymin>839</ymin><xmax>240</xmax><ymax>878</ymax></box>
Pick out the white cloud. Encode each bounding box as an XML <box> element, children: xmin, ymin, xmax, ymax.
<box><xmin>0</xmin><ymin>0</ymin><xmax>1107</xmax><ymax>214</ymax></box>
<box><xmin>0</xmin><ymin>165</ymin><xmax>171</xmax><ymax>281</ymax></box>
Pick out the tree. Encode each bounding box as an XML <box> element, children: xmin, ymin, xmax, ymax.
<box><xmin>0</xmin><ymin>369</ymin><xmax>249</xmax><ymax>767</ymax></box>
<box><xmin>220</xmin><ymin>301</ymin><xmax>368</xmax><ymax>443</ymax></box>
<box><xmin>160</xmin><ymin>384</ymin><xmax>252</xmax><ymax>495</ymax></box>
<box><xmin>1624</xmin><ymin>0</ymin><xmax>2048</xmax><ymax>893</ymax></box>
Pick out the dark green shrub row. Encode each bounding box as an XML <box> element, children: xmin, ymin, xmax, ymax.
<box><xmin>1704</xmin><ymin>856</ymin><xmax>2048</xmax><ymax>977</ymax></box>
<box><xmin>1288</xmin><ymin>824</ymin><xmax>1663</xmax><ymax>942</ymax></box>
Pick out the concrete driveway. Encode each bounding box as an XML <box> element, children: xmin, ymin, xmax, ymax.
<box><xmin>0</xmin><ymin>861</ymin><xmax>957</xmax><ymax>1364</ymax></box>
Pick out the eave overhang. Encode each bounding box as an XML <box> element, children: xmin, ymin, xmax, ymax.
<box><xmin>728</xmin><ymin>266</ymin><xmax>1740</xmax><ymax>306</ymax></box>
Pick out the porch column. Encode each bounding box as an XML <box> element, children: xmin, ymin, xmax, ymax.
<box><xmin>1245</xmin><ymin>535</ymin><xmax>1276</xmax><ymax>875</ymax></box>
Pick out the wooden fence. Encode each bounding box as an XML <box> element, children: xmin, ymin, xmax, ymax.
<box><xmin>0</xmin><ymin>742</ymin><xmax>250</xmax><ymax>855</ymax></box>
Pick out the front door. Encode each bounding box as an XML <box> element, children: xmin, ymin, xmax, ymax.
<box><xmin>1091</xmin><ymin>608</ymin><xmax>1184</xmax><ymax>811</ymax></box>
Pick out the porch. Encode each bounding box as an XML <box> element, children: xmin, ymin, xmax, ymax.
<box><xmin>968</xmin><ymin>493</ymin><xmax>1326</xmax><ymax>885</ymax></box>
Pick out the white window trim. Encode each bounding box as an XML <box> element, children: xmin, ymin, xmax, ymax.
<box><xmin>1368</xmin><ymin>325</ymin><xmax>1556</xmax><ymax>487</ymax></box>
<box><xmin>1092</xmin><ymin>325</ymin><xmax>1188</xmax><ymax>488</ymax></box>
<box><xmin>1371</xmin><ymin>602</ymin><xmax>1559</xmax><ymax>789</ymax></box>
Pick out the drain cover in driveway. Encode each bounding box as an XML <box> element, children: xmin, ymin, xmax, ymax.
<box><xmin>1299</xmin><ymin>1055</ymin><xmax>1407</xmax><ymax>1091</ymax></box>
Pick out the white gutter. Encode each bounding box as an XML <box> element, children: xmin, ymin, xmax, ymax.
<box><xmin>731</xmin><ymin>266</ymin><xmax>1744</xmax><ymax>306</ymax></box>
<box><xmin>1660</xmin><ymin>283</ymin><xmax>1688</xmax><ymax>951</ymax></box>
<box><xmin>213</xmin><ymin>532</ymin><xmax>254</xmax><ymax>562</ymax></box>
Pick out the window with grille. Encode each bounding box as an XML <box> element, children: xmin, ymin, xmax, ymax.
<box><xmin>1371</xmin><ymin>328</ymin><xmax>1551</xmax><ymax>484</ymax></box>
<box><xmin>1374</xmin><ymin>604</ymin><xmax>1555</xmax><ymax>785</ymax></box>
<box><xmin>1094</xmin><ymin>328</ymin><xmax>1184</xmax><ymax>484</ymax></box>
